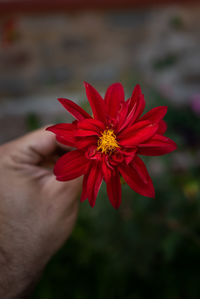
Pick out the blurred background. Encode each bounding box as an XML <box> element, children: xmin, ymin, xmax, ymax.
<box><xmin>0</xmin><ymin>1</ymin><xmax>200</xmax><ymax>298</ymax></box>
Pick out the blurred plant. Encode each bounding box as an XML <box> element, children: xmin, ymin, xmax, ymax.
<box><xmin>26</xmin><ymin>113</ymin><xmax>40</xmax><ymax>131</ymax></box>
<box><xmin>153</xmin><ymin>54</ymin><xmax>178</xmax><ymax>71</ymax></box>
<box><xmin>169</xmin><ymin>15</ymin><xmax>184</xmax><ymax>30</ymax></box>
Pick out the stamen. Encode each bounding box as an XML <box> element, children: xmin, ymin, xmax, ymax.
<box><xmin>97</xmin><ymin>129</ymin><xmax>119</xmax><ymax>154</ymax></box>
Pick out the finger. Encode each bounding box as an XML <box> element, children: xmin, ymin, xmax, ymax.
<box><xmin>43</xmin><ymin>174</ymin><xmax>83</xmax><ymax>208</ymax></box>
<box><xmin>8</xmin><ymin>127</ymin><xmax>72</xmax><ymax>165</ymax></box>
<box><xmin>54</xmin><ymin>176</ymin><xmax>83</xmax><ymax>195</ymax></box>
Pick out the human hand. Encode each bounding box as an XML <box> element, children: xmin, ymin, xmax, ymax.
<box><xmin>0</xmin><ymin>128</ymin><xmax>82</xmax><ymax>298</ymax></box>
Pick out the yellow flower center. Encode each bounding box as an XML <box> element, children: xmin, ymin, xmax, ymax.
<box><xmin>97</xmin><ymin>129</ymin><xmax>119</xmax><ymax>154</ymax></box>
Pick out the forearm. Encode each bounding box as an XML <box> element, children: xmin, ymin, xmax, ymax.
<box><xmin>0</xmin><ymin>241</ymin><xmax>44</xmax><ymax>299</ymax></box>
<box><xmin>0</xmin><ymin>255</ymin><xmax>41</xmax><ymax>299</ymax></box>
<box><xmin>0</xmin><ymin>218</ymin><xmax>46</xmax><ymax>299</ymax></box>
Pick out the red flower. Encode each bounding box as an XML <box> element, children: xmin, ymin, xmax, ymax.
<box><xmin>47</xmin><ymin>82</ymin><xmax>177</xmax><ymax>209</ymax></box>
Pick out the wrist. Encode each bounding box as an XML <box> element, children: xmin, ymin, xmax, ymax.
<box><xmin>0</xmin><ymin>229</ymin><xmax>47</xmax><ymax>299</ymax></box>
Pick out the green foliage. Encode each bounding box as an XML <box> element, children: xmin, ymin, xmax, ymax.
<box><xmin>153</xmin><ymin>54</ymin><xmax>179</xmax><ymax>71</ymax></box>
<box><xmin>26</xmin><ymin>113</ymin><xmax>40</xmax><ymax>131</ymax></box>
<box><xmin>169</xmin><ymin>15</ymin><xmax>185</xmax><ymax>31</ymax></box>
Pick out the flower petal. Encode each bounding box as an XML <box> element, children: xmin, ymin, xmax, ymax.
<box><xmin>58</xmin><ymin>98</ymin><xmax>91</xmax><ymax>121</ymax></box>
<box><xmin>118</xmin><ymin>101</ymin><xmax>137</xmax><ymax>132</ymax></box>
<box><xmin>157</xmin><ymin>120</ymin><xmax>167</xmax><ymax>135</ymax></box>
<box><xmin>120</xmin><ymin>148</ymin><xmax>137</xmax><ymax>165</ymax></box>
<box><xmin>119</xmin><ymin>159</ymin><xmax>155</xmax><ymax>198</ymax></box>
<box><xmin>54</xmin><ymin>150</ymin><xmax>89</xmax><ymax>181</ymax></box>
<box><xmin>56</xmin><ymin>136</ymin><xmax>75</xmax><ymax>147</ymax></box>
<box><xmin>117</xmin><ymin>85</ymin><xmax>145</xmax><ymax>132</ymax></box>
<box><xmin>102</xmin><ymin>156</ymin><xmax>112</xmax><ymax>182</ymax></box>
<box><xmin>84</xmin><ymin>82</ymin><xmax>106</xmax><ymax>122</ymax></box>
<box><xmin>89</xmin><ymin>163</ymin><xmax>103</xmax><ymax>207</ymax></box>
<box><xmin>131</xmin><ymin>156</ymin><xmax>149</xmax><ymax>184</ymax></box>
<box><xmin>105</xmin><ymin>83</ymin><xmax>125</xmax><ymax>118</ymax></box>
<box><xmin>118</xmin><ymin>120</ymin><xmax>158</xmax><ymax>147</ymax></box>
<box><xmin>106</xmin><ymin>169</ymin><xmax>122</xmax><ymax>209</ymax></box>
<box><xmin>140</xmin><ymin>106</ymin><xmax>168</xmax><ymax>123</ymax></box>
<box><xmin>80</xmin><ymin>161</ymin><xmax>103</xmax><ymax>207</ymax></box>
<box><xmin>138</xmin><ymin>134</ymin><xmax>177</xmax><ymax>156</ymax></box>
<box><xmin>76</xmin><ymin>130</ymin><xmax>100</xmax><ymax>137</ymax></box>
<box><xmin>127</xmin><ymin>84</ymin><xmax>145</xmax><ymax>124</ymax></box>
<box><xmin>109</xmin><ymin>151</ymin><xmax>124</xmax><ymax>166</ymax></box>
<box><xmin>77</xmin><ymin>118</ymin><xmax>105</xmax><ymax>137</ymax></box>
<box><xmin>46</xmin><ymin>123</ymin><xmax>75</xmax><ymax>134</ymax></box>
<box><xmin>116</xmin><ymin>102</ymin><xmax>129</xmax><ymax>131</ymax></box>
<box><xmin>46</xmin><ymin>123</ymin><xmax>77</xmax><ymax>147</ymax></box>
<box><xmin>76</xmin><ymin>136</ymin><xmax>98</xmax><ymax>149</ymax></box>
<box><xmin>80</xmin><ymin>164</ymin><xmax>91</xmax><ymax>202</ymax></box>
<box><xmin>78</xmin><ymin>118</ymin><xmax>105</xmax><ymax>131</ymax></box>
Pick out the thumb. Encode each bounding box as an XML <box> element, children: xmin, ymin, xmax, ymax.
<box><xmin>9</xmin><ymin>128</ymin><xmax>59</xmax><ymax>165</ymax></box>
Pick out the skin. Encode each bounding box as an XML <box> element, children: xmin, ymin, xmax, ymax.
<box><xmin>0</xmin><ymin>128</ymin><xmax>82</xmax><ymax>299</ymax></box>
